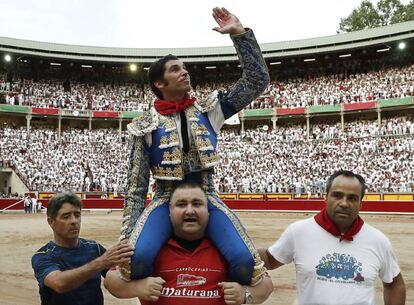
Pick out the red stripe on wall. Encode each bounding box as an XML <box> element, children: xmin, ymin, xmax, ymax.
<box><xmin>32</xmin><ymin>107</ymin><xmax>59</xmax><ymax>115</ymax></box>
<box><xmin>93</xmin><ymin>111</ymin><xmax>119</xmax><ymax>118</ymax></box>
<box><xmin>225</xmin><ymin>199</ymin><xmax>414</xmax><ymax>213</ymax></box>
<box><xmin>276</xmin><ymin>107</ymin><xmax>306</xmax><ymax>115</ymax></box>
<box><xmin>343</xmin><ymin>102</ymin><xmax>376</xmax><ymax>111</ymax></box>
<box><xmin>2</xmin><ymin>199</ymin><xmax>413</xmax><ymax>213</ymax></box>
<box><xmin>0</xmin><ymin>199</ymin><xmax>24</xmax><ymax>210</ymax></box>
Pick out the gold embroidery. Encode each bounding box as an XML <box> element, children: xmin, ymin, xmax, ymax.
<box><xmin>191</xmin><ymin>123</ymin><xmax>210</xmax><ymax>136</ymax></box>
<box><xmin>128</xmin><ymin>110</ymin><xmax>158</xmax><ymax>136</ymax></box>
<box><xmin>196</xmin><ymin>137</ymin><xmax>213</xmax><ymax>149</ymax></box>
<box><xmin>199</xmin><ymin>152</ymin><xmax>218</xmax><ymax>165</ymax></box>
<box><xmin>160</xmin><ymin>136</ymin><xmax>167</xmax><ymax>146</ymax></box>
<box><xmin>160</xmin><ymin>133</ymin><xmax>179</xmax><ymax>146</ymax></box>
<box><xmin>119</xmin><ymin>196</ymin><xmax>170</xmax><ymax>280</ymax></box>
<box><xmin>188</xmin><ymin>141</ymin><xmax>199</xmax><ymax>161</ymax></box>
<box><xmin>121</xmin><ymin>137</ymin><xmax>143</xmax><ymax>238</ymax></box>
<box><xmin>194</xmin><ymin>91</ymin><xmax>219</xmax><ymax>112</ymax></box>
<box><xmin>207</xmin><ymin>194</ymin><xmax>266</xmax><ymax>286</ymax></box>
<box><xmin>185</xmin><ymin>107</ymin><xmax>201</xmax><ymax>120</ymax></box>
<box><xmin>152</xmin><ymin>165</ymin><xmax>184</xmax><ymax>179</ymax></box>
<box><xmin>162</xmin><ymin>148</ymin><xmax>181</xmax><ymax>164</ymax></box>
<box><xmin>158</xmin><ymin>115</ymin><xmax>176</xmax><ymax>131</ymax></box>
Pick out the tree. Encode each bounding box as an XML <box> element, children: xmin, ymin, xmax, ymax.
<box><xmin>338</xmin><ymin>0</ymin><xmax>414</xmax><ymax>33</ymax></box>
<box><xmin>378</xmin><ymin>0</ymin><xmax>404</xmax><ymax>24</ymax></box>
<box><xmin>392</xmin><ymin>0</ymin><xmax>414</xmax><ymax>23</ymax></box>
<box><xmin>339</xmin><ymin>0</ymin><xmax>381</xmax><ymax>32</ymax></box>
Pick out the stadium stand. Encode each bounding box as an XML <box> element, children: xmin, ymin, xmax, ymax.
<box><xmin>1</xmin><ymin>62</ymin><xmax>413</xmax><ymax>111</ymax></box>
<box><xmin>1</xmin><ymin>20</ymin><xmax>414</xmax><ymax>198</ymax></box>
<box><xmin>0</xmin><ymin>113</ymin><xmax>413</xmax><ymax>195</ymax></box>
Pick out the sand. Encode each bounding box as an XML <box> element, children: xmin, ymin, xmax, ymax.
<box><xmin>0</xmin><ymin>211</ymin><xmax>412</xmax><ymax>305</ymax></box>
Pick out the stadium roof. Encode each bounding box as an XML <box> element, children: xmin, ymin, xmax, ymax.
<box><xmin>1</xmin><ymin>20</ymin><xmax>413</xmax><ymax>64</ymax></box>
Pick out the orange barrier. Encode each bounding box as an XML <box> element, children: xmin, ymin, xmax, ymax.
<box><xmin>364</xmin><ymin>194</ymin><xmax>381</xmax><ymax>201</ymax></box>
<box><xmin>239</xmin><ymin>194</ymin><xmax>265</xmax><ymax>200</ymax></box>
<box><xmin>267</xmin><ymin>194</ymin><xmax>292</xmax><ymax>200</ymax></box>
<box><xmin>383</xmin><ymin>194</ymin><xmax>414</xmax><ymax>201</ymax></box>
<box><xmin>2</xmin><ymin>198</ymin><xmax>414</xmax><ymax>213</ymax></box>
<box><xmin>219</xmin><ymin>193</ymin><xmax>237</xmax><ymax>200</ymax></box>
<box><xmin>39</xmin><ymin>192</ymin><xmax>55</xmax><ymax>199</ymax></box>
<box><xmin>30</xmin><ymin>192</ymin><xmax>414</xmax><ymax>202</ymax></box>
<box><xmin>39</xmin><ymin>192</ymin><xmax>82</xmax><ymax>199</ymax></box>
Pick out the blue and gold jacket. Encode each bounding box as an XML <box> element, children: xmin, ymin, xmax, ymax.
<box><xmin>122</xmin><ymin>29</ymin><xmax>269</xmax><ymax>238</ymax></box>
<box><xmin>127</xmin><ymin>92</ymin><xmax>221</xmax><ymax>180</ymax></box>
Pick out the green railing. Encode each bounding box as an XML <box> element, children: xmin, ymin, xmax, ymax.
<box><xmin>243</xmin><ymin>109</ymin><xmax>274</xmax><ymax>117</ymax></box>
<box><xmin>1</xmin><ymin>97</ymin><xmax>412</xmax><ymax>119</ymax></box>
<box><xmin>0</xmin><ymin>104</ymin><xmax>29</xmax><ymax>113</ymax></box>
<box><xmin>309</xmin><ymin>104</ymin><xmax>341</xmax><ymax>113</ymax></box>
<box><xmin>379</xmin><ymin>97</ymin><xmax>413</xmax><ymax>108</ymax></box>
<box><xmin>121</xmin><ymin>111</ymin><xmax>143</xmax><ymax>119</ymax></box>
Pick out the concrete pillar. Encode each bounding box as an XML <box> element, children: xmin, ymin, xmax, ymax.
<box><xmin>119</xmin><ymin>118</ymin><xmax>123</xmax><ymax>141</ymax></box>
<box><xmin>271</xmin><ymin>116</ymin><xmax>277</xmax><ymax>129</ymax></box>
<box><xmin>25</xmin><ymin>114</ymin><xmax>32</xmax><ymax>134</ymax></box>
<box><xmin>58</xmin><ymin>116</ymin><xmax>62</xmax><ymax>141</ymax></box>
<box><xmin>377</xmin><ymin>108</ymin><xmax>381</xmax><ymax>129</ymax></box>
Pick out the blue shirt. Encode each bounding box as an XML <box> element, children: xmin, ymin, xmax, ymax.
<box><xmin>31</xmin><ymin>238</ymin><xmax>107</xmax><ymax>305</ymax></box>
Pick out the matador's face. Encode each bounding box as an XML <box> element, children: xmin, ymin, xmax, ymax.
<box><xmin>157</xmin><ymin>60</ymin><xmax>191</xmax><ymax>100</ymax></box>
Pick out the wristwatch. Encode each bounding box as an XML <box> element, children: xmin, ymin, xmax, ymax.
<box><xmin>243</xmin><ymin>286</ymin><xmax>253</xmax><ymax>304</ymax></box>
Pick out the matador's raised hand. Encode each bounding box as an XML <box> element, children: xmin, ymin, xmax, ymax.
<box><xmin>212</xmin><ymin>7</ymin><xmax>246</xmax><ymax>36</ymax></box>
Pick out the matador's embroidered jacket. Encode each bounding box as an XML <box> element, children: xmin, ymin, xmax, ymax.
<box><xmin>121</xmin><ymin>28</ymin><xmax>269</xmax><ymax>239</ymax></box>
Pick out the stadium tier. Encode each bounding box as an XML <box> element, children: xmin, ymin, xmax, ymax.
<box><xmin>0</xmin><ymin>62</ymin><xmax>413</xmax><ymax>111</ymax></box>
<box><xmin>1</xmin><ymin>21</ymin><xmax>414</xmax><ymax>198</ymax></box>
<box><xmin>0</xmin><ymin>114</ymin><xmax>413</xmax><ymax>196</ymax></box>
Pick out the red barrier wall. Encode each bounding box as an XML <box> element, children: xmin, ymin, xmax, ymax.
<box><xmin>225</xmin><ymin>199</ymin><xmax>414</xmax><ymax>213</ymax></box>
<box><xmin>0</xmin><ymin>199</ymin><xmax>24</xmax><ymax>210</ymax></box>
<box><xmin>81</xmin><ymin>199</ymin><xmax>125</xmax><ymax>209</ymax></box>
<box><xmin>93</xmin><ymin>111</ymin><xmax>119</xmax><ymax>118</ymax></box>
<box><xmin>2</xmin><ymin>199</ymin><xmax>414</xmax><ymax>213</ymax></box>
<box><xmin>32</xmin><ymin>107</ymin><xmax>59</xmax><ymax>115</ymax></box>
<box><xmin>276</xmin><ymin>107</ymin><xmax>306</xmax><ymax>115</ymax></box>
<box><xmin>343</xmin><ymin>101</ymin><xmax>376</xmax><ymax>111</ymax></box>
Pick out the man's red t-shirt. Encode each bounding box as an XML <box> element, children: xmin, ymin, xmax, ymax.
<box><xmin>140</xmin><ymin>238</ymin><xmax>228</xmax><ymax>305</ymax></box>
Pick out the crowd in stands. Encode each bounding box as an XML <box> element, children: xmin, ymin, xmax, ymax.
<box><xmin>254</xmin><ymin>64</ymin><xmax>414</xmax><ymax>109</ymax></box>
<box><xmin>1</xmin><ymin>63</ymin><xmax>413</xmax><ymax>111</ymax></box>
<box><xmin>216</xmin><ymin>121</ymin><xmax>414</xmax><ymax>194</ymax></box>
<box><xmin>1</xmin><ymin>114</ymin><xmax>413</xmax><ymax>194</ymax></box>
<box><xmin>0</xmin><ymin>192</ymin><xmax>22</xmax><ymax>199</ymax></box>
<box><xmin>0</xmin><ymin>128</ymin><xmax>129</xmax><ymax>193</ymax></box>
<box><xmin>0</xmin><ymin>79</ymin><xmax>151</xmax><ymax>112</ymax></box>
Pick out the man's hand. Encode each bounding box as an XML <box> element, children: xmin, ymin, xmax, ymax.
<box><xmin>218</xmin><ymin>282</ymin><xmax>244</xmax><ymax>305</ymax></box>
<box><xmin>96</xmin><ymin>240</ymin><xmax>134</xmax><ymax>270</ymax></box>
<box><xmin>138</xmin><ymin>277</ymin><xmax>166</xmax><ymax>302</ymax></box>
<box><xmin>104</xmin><ymin>270</ymin><xmax>165</xmax><ymax>300</ymax></box>
<box><xmin>212</xmin><ymin>7</ymin><xmax>245</xmax><ymax>35</ymax></box>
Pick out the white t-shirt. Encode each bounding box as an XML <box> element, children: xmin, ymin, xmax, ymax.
<box><xmin>268</xmin><ymin>218</ymin><xmax>400</xmax><ymax>305</ymax></box>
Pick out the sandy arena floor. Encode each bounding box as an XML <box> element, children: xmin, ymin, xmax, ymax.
<box><xmin>0</xmin><ymin>211</ymin><xmax>412</xmax><ymax>305</ymax></box>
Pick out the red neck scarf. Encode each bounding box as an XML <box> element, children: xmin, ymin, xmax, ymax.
<box><xmin>154</xmin><ymin>93</ymin><xmax>196</xmax><ymax>115</ymax></box>
<box><xmin>314</xmin><ymin>208</ymin><xmax>364</xmax><ymax>242</ymax></box>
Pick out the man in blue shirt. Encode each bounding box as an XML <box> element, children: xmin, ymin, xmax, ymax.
<box><xmin>32</xmin><ymin>192</ymin><xmax>134</xmax><ymax>305</ymax></box>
